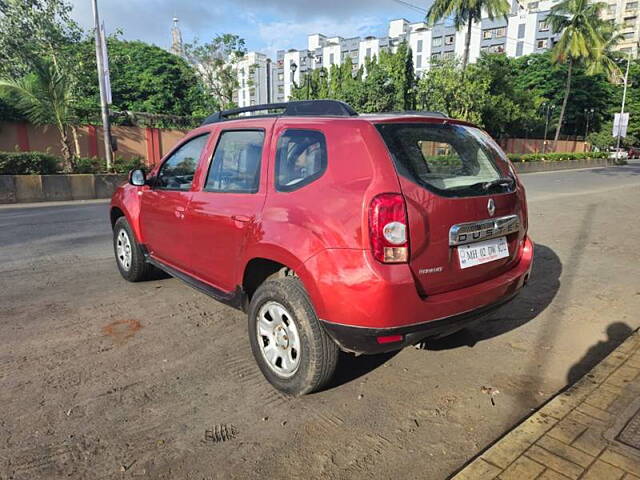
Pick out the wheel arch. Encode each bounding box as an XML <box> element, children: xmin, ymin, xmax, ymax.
<box><xmin>241</xmin><ymin>250</ymin><xmax>326</xmax><ymax>318</ymax></box>
<box><xmin>110</xmin><ymin>206</ymin><xmax>125</xmax><ymax>228</ymax></box>
<box><xmin>110</xmin><ymin>186</ymin><xmax>144</xmax><ymax>243</ymax></box>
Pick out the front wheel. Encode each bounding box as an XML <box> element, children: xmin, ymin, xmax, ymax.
<box><xmin>248</xmin><ymin>277</ymin><xmax>339</xmax><ymax>396</ymax></box>
<box><xmin>113</xmin><ymin>217</ymin><xmax>153</xmax><ymax>282</ymax></box>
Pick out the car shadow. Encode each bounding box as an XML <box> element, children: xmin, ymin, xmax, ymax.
<box><xmin>324</xmin><ymin>243</ymin><xmax>560</xmax><ymax>390</ymax></box>
<box><xmin>326</xmin><ymin>351</ymin><xmax>399</xmax><ymax>390</ymax></box>
<box><xmin>422</xmin><ymin>243</ymin><xmax>561</xmax><ymax>351</ymax></box>
<box><xmin>567</xmin><ymin>322</ymin><xmax>636</xmax><ymax>385</ymax></box>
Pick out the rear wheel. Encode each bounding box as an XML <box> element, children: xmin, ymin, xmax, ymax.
<box><xmin>113</xmin><ymin>217</ymin><xmax>153</xmax><ymax>282</ymax></box>
<box><xmin>248</xmin><ymin>277</ymin><xmax>339</xmax><ymax>396</ymax></box>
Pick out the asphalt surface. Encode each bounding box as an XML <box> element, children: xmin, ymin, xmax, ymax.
<box><xmin>1</xmin><ymin>163</ymin><xmax>640</xmax><ymax>479</ymax></box>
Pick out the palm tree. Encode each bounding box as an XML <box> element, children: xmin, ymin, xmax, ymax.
<box><xmin>0</xmin><ymin>57</ymin><xmax>76</xmax><ymax>171</ymax></box>
<box><xmin>585</xmin><ymin>19</ymin><xmax>625</xmax><ymax>78</ymax></box>
<box><xmin>547</xmin><ymin>0</ymin><xmax>613</xmax><ymax>147</ymax></box>
<box><xmin>426</xmin><ymin>0</ymin><xmax>510</xmax><ymax>71</ymax></box>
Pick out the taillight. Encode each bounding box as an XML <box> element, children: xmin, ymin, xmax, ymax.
<box><xmin>368</xmin><ymin>193</ymin><xmax>409</xmax><ymax>263</ymax></box>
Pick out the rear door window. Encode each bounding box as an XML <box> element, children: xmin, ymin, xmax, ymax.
<box><xmin>275</xmin><ymin>129</ymin><xmax>327</xmax><ymax>192</ymax></box>
<box><xmin>376</xmin><ymin>123</ymin><xmax>512</xmax><ymax>197</ymax></box>
<box><xmin>205</xmin><ymin>130</ymin><xmax>264</xmax><ymax>193</ymax></box>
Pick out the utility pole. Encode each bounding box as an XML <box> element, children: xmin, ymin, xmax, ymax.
<box><xmin>614</xmin><ymin>53</ymin><xmax>631</xmax><ymax>162</ymax></box>
<box><xmin>266</xmin><ymin>58</ymin><xmax>272</xmax><ymax>104</ymax></box>
<box><xmin>584</xmin><ymin>107</ymin><xmax>594</xmax><ymax>151</ymax></box>
<box><xmin>542</xmin><ymin>103</ymin><xmax>555</xmax><ymax>154</ymax></box>
<box><xmin>91</xmin><ymin>0</ymin><xmax>113</xmax><ymax>171</ymax></box>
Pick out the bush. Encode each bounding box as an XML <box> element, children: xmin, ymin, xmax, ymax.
<box><xmin>113</xmin><ymin>156</ymin><xmax>146</xmax><ymax>174</ymax></box>
<box><xmin>0</xmin><ymin>151</ymin><xmax>60</xmax><ymax>175</ymax></box>
<box><xmin>74</xmin><ymin>156</ymin><xmax>103</xmax><ymax>174</ymax></box>
<box><xmin>507</xmin><ymin>152</ymin><xmax>608</xmax><ymax>162</ymax></box>
<box><xmin>0</xmin><ymin>151</ymin><xmax>146</xmax><ymax>175</ymax></box>
<box><xmin>74</xmin><ymin>156</ymin><xmax>146</xmax><ymax>174</ymax></box>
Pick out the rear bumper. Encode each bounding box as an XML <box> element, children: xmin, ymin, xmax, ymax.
<box><xmin>303</xmin><ymin>237</ymin><xmax>534</xmax><ymax>354</ymax></box>
<box><xmin>320</xmin><ymin>290</ymin><xmax>520</xmax><ymax>354</ymax></box>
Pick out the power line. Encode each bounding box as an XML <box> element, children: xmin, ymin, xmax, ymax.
<box><xmin>390</xmin><ymin>0</ymin><xmax>427</xmax><ymax>14</ymax></box>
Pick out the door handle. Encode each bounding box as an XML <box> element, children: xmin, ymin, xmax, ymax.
<box><xmin>175</xmin><ymin>206</ymin><xmax>186</xmax><ymax>219</ymax></box>
<box><xmin>231</xmin><ymin>215</ymin><xmax>250</xmax><ymax>223</ymax></box>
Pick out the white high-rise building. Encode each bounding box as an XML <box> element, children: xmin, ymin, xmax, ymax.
<box><xmin>232</xmin><ymin>0</ymin><xmax>639</xmax><ymax>104</ymax></box>
<box><xmin>601</xmin><ymin>0</ymin><xmax>640</xmax><ymax>56</ymax></box>
<box><xmin>271</xmin><ymin>1</ymin><xmax>569</xmax><ymax>102</ymax></box>
<box><xmin>234</xmin><ymin>52</ymin><xmax>276</xmax><ymax>107</ymax></box>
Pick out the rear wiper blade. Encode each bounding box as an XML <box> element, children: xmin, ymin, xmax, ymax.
<box><xmin>482</xmin><ymin>177</ymin><xmax>515</xmax><ymax>190</ymax></box>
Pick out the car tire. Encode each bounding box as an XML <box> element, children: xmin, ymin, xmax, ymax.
<box><xmin>113</xmin><ymin>216</ymin><xmax>153</xmax><ymax>282</ymax></box>
<box><xmin>248</xmin><ymin>277</ymin><xmax>339</xmax><ymax>396</ymax></box>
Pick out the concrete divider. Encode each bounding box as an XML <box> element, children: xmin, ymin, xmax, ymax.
<box><xmin>0</xmin><ymin>174</ymin><xmax>127</xmax><ymax>204</ymax></box>
<box><xmin>95</xmin><ymin>174</ymin><xmax>126</xmax><ymax>199</ymax></box>
<box><xmin>14</xmin><ymin>175</ymin><xmax>44</xmax><ymax>203</ymax></box>
<box><xmin>513</xmin><ymin>158</ymin><xmax>608</xmax><ymax>174</ymax></box>
<box><xmin>42</xmin><ymin>175</ymin><xmax>72</xmax><ymax>201</ymax></box>
<box><xmin>0</xmin><ymin>159</ymin><xmax>612</xmax><ymax>204</ymax></box>
<box><xmin>69</xmin><ymin>174</ymin><xmax>96</xmax><ymax>200</ymax></box>
<box><xmin>0</xmin><ymin>176</ymin><xmax>16</xmax><ymax>203</ymax></box>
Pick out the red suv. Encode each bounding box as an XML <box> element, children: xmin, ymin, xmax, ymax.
<box><xmin>110</xmin><ymin>100</ymin><xmax>533</xmax><ymax>395</ymax></box>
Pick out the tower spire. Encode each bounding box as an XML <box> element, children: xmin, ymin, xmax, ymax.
<box><xmin>170</xmin><ymin>17</ymin><xmax>184</xmax><ymax>57</ymax></box>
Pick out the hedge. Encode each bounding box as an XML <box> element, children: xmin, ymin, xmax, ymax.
<box><xmin>0</xmin><ymin>151</ymin><xmax>145</xmax><ymax>175</ymax></box>
<box><xmin>74</xmin><ymin>156</ymin><xmax>145</xmax><ymax>174</ymax></box>
<box><xmin>0</xmin><ymin>152</ymin><xmax>59</xmax><ymax>175</ymax></box>
<box><xmin>0</xmin><ymin>150</ymin><xmax>610</xmax><ymax>175</ymax></box>
<box><xmin>507</xmin><ymin>152</ymin><xmax>609</xmax><ymax>162</ymax></box>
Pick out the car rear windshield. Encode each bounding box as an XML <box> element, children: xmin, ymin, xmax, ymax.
<box><xmin>376</xmin><ymin>123</ymin><xmax>514</xmax><ymax>197</ymax></box>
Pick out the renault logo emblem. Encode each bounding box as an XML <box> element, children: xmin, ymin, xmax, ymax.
<box><xmin>487</xmin><ymin>198</ymin><xmax>496</xmax><ymax>217</ymax></box>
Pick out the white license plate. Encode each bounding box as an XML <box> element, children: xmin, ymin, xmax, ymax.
<box><xmin>458</xmin><ymin>236</ymin><xmax>509</xmax><ymax>269</ymax></box>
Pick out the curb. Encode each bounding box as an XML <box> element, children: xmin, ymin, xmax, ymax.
<box><xmin>449</xmin><ymin>330</ymin><xmax>640</xmax><ymax>479</ymax></box>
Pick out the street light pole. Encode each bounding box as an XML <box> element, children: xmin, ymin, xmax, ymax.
<box><xmin>290</xmin><ymin>62</ymin><xmax>298</xmax><ymax>88</ymax></box>
<box><xmin>91</xmin><ymin>0</ymin><xmax>113</xmax><ymax>171</ymax></box>
<box><xmin>306</xmin><ymin>52</ymin><xmax>314</xmax><ymax>100</ymax></box>
<box><xmin>615</xmin><ymin>53</ymin><xmax>631</xmax><ymax>160</ymax></box>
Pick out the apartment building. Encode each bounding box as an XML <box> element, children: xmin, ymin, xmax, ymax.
<box><xmin>233</xmin><ymin>52</ymin><xmax>277</xmax><ymax>107</ymax></box>
<box><xmin>601</xmin><ymin>0</ymin><xmax>640</xmax><ymax>56</ymax></box>
<box><xmin>270</xmin><ymin>0</ymin><xmax>565</xmax><ymax>102</ymax></box>
<box><xmin>235</xmin><ymin>0</ymin><xmax>638</xmax><ymax>104</ymax></box>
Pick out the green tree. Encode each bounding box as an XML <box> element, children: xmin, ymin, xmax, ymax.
<box><xmin>547</xmin><ymin>0</ymin><xmax>615</xmax><ymax>145</ymax></box>
<box><xmin>358</xmin><ymin>56</ymin><xmax>397</xmax><ymax>113</ymax></box>
<box><xmin>474</xmin><ymin>53</ymin><xmax>542</xmax><ymax>138</ymax></box>
<box><xmin>291</xmin><ymin>46</ymin><xmax>415</xmax><ymax>113</ymax></box>
<box><xmin>0</xmin><ymin>0</ymin><xmax>81</xmax><ymax>78</ymax></box>
<box><xmin>183</xmin><ymin>34</ymin><xmax>246</xmax><ymax>111</ymax></box>
<box><xmin>514</xmin><ymin>52</ymin><xmax>614</xmax><ymax>139</ymax></box>
<box><xmin>379</xmin><ymin>42</ymin><xmax>416</xmax><ymax>110</ymax></box>
<box><xmin>0</xmin><ymin>57</ymin><xmax>76</xmax><ymax>169</ymax></box>
<box><xmin>68</xmin><ymin>38</ymin><xmax>208</xmax><ymax>119</ymax></box>
<box><xmin>417</xmin><ymin>59</ymin><xmax>489</xmax><ymax>124</ymax></box>
<box><xmin>426</xmin><ymin>0</ymin><xmax>510</xmax><ymax>70</ymax></box>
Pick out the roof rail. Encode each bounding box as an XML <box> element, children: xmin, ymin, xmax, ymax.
<box><xmin>359</xmin><ymin>110</ymin><xmax>449</xmax><ymax>119</ymax></box>
<box><xmin>201</xmin><ymin>100</ymin><xmax>358</xmax><ymax>126</ymax></box>
<box><xmin>394</xmin><ymin>110</ymin><xmax>449</xmax><ymax>118</ymax></box>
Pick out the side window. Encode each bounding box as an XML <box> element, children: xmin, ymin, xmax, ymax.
<box><xmin>156</xmin><ymin>134</ymin><xmax>209</xmax><ymax>191</ymax></box>
<box><xmin>205</xmin><ymin>130</ymin><xmax>264</xmax><ymax>193</ymax></box>
<box><xmin>275</xmin><ymin>129</ymin><xmax>327</xmax><ymax>192</ymax></box>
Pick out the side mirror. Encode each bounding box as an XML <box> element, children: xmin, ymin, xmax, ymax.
<box><xmin>129</xmin><ymin>169</ymin><xmax>146</xmax><ymax>186</ymax></box>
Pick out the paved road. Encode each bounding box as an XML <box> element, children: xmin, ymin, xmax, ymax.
<box><xmin>1</xmin><ymin>164</ymin><xmax>640</xmax><ymax>479</ymax></box>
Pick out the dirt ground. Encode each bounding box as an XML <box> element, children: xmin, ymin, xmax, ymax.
<box><xmin>1</xmin><ymin>164</ymin><xmax>640</xmax><ymax>479</ymax></box>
